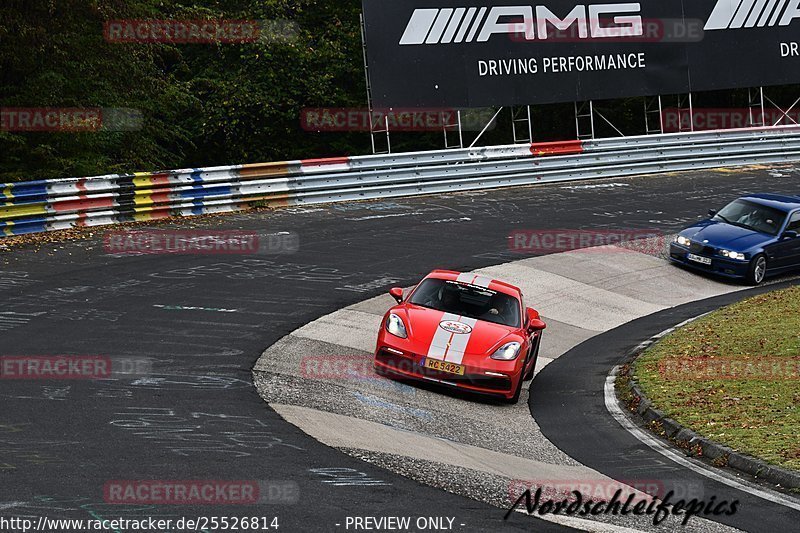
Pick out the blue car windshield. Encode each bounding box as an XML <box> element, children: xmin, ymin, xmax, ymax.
<box><xmin>715</xmin><ymin>200</ymin><xmax>786</xmax><ymax>236</ymax></box>
<box><xmin>409</xmin><ymin>278</ymin><xmax>521</xmax><ymax>328</ymax></box>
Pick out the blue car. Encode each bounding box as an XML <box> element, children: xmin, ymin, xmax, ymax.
<box><xmin>670</xmin><ymin>193</ymin><xmax>800</xmax><ymax>285</ymax></box>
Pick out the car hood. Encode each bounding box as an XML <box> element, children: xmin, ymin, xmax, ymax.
<box><xmin>680</xmin><ymin>220</ymin><xmax>773</xmax><ymax>251</ymax></box>
<box><xmin>402</xmin><ymin>305</ymin><xmax>517</xmax><ymax>357</ymax></box>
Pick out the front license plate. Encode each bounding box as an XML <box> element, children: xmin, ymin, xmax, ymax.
<box><xmin>687</xmin><ymin>253</ymin><xmax>712</xmax><ymax>265</ymax></box>
<box><xmin>424</xmin><ymin>358</ymin><xmax>466</xmax><ymax>375</ymax></box>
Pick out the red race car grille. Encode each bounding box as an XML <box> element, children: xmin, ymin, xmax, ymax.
<box><xmin>375</xmin><ymin>349</ymin><xmax>512</xmax><ymax>393</ymax></box>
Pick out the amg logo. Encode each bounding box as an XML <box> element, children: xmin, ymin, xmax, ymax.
<box><xmin>704</xmin><ymin>0</ymin><xmax>800</xmax><ymax>30</ymax></box>
<box><xmin>399</xmin><ymin>4</ymin><xmax>643</xmax><ymax>44</ymax></box>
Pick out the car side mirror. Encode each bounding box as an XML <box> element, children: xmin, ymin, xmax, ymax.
<box><xmin>389</xmin><ymin>287</ymin><xmax>404</xmax><ymax>304</ymax></box>
<box><xmin>528</xmin><ymin>319</ymin><xmax>547</xmax><ymax>332</ymax></box>
<box><xmin>526</xmin><ymin>308</ymin><xmax>545</xmax><ymax>332</ymax></box>
<box><xmin>783</xmin><ymin>230</ymin><xmax>799</xmax><ymax>240</ymax></box>
<box><xmin>708</xmin><ymin>209</ymin><xmax>717</xmax><ymax>217</ymax></box>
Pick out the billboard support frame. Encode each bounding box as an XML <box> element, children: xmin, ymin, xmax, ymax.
<box><xmin>442</xmin><ymin>110</ymin><xmax>464</xmax><ymax>149</ymax></box>
<box><xmin>749</xmin><ymin>87</ymin><xmax>767</xmax><ymax>127</ymax></box>
<box><xmin>764</xmin><ymin>92</ymin><xmax>800</xmax><ymax>127</ymax></box>
<box><xmin>594</xmin><ymin>107</ymin><xmax>625</xmax><ymax>137</ymax></box>
<box><xmin>669</xmin><ymin>93</ymin><xmax>695</xmax><ymax>133</ymax></box>
<box><xmin>644</xmin><ymin>96</ymin><xmax>664</xmax><ymax>135</ymax></box>
<box><xmin>576</xmin><ymin>101</ymin><xmax>627</xmax><ymax>138</ymax></box>
<box><xmin>468</xmin><ymin>107</ymin><xmax>504</xmax><ymax>148</ymax></box>
<box><xmin>360</xmin><ymin>13</ymin><xmax>391</xmax><ymax>154</ymax></box>
<box><xmin>512</xmin><ymin>106</ymin><xmax>533</xmax><ymax>144</ymax></box>
<box><xmin>575</xmin><ymin>101</ymin><xmax>596</xmax><ymax>139</ymax></box>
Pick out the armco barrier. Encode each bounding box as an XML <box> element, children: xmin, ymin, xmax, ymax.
<box><xmin>3</xmin><ymin>126</ymin><xmax>800</xmax><ymax>237</ymax></box>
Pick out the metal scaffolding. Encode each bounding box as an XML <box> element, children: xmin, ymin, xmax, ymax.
<box><xmin>360</xmin><ymin>14</ymin><xmax>390</xmax><ymax>154</ymax></box>
<box><xmin>748</xmin><ymin>87</ymin><xmax>766</xmax><ymax>127</ymax></box>
<box><xmin>574</xmin><ymin>101</ymin><xmax>627</xmax><ymax>139</ymax></box>
<box><xmin>670</xmin><ymin>94</ymin><xmax>695</xmax><ymax>133</ymax></box>
<box><xmin>762</xmin><ymin>87</ymin><xmax>800</xmax><ymax>126</ymax></box>
<box><xmin>442</xmin><ymin>110</ymin><xmax>464</xmax><ymax>149</ymax></box>
<box><xmin>644</xmin><ymin>96</ymin><xmax>664</xmax><ymax>134</ymax></box>
<box><xmin>511</xmin><ymin>105</ymin><xmax>533</xmax><ymax>144</ymax></box>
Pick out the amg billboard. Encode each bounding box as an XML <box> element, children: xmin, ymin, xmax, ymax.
<box><xmin>362</xmin><ymin>0</ymin><xmax>800</xmax><ymax>107</ymax></box>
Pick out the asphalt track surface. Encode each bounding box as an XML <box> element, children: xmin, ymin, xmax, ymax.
<box><xmin>1</xmin><ymin>165</ymin><xmax>799</xmax><ymax>532</ymax></box>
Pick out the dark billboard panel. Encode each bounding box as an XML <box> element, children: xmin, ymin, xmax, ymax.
<box><xmin>362</xmin><ymin>0</ymin><xmax>800</xmax><ymax>107</ymax></box>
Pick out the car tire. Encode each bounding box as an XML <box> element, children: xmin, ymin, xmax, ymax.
<box><xmin>746</xmin><ymin>254</ymin><xmax>767</xmax><ymax>285</ymax></box>
<box><xmin>523</xmin><ymin>337</ymin><xmax>540</xmax><ymax>382</ymax></box>
<box><xmin>505</xmin><ymin>376</ymin><xmax>523</xmax><ymax>404</ymax></box>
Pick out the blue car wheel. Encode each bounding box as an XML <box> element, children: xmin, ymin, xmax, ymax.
<box><xmin>747</xmin><ymin>254</ymin><xmax>767</xmax><ymax>285</ymax></box>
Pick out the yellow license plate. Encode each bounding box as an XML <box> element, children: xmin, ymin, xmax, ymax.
<box><xmin>424</xmin><ymin>358</ymin><xmax>466</xmax><ymax>375</ymax></box>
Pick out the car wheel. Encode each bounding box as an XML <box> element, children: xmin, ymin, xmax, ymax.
<box><xmin>746</xmin><ymin>254</ymin><xmax>767</xmax><ymax>285</ymax></box>
<box><xmin>504</xmin><ymin>375</ymin><xmax>524</xmax><ymax>404</ymax></box>
<box><xmin>523</xmin><ymin>337</ymin><xmax>540</xmax><ymax>382</ymax></box>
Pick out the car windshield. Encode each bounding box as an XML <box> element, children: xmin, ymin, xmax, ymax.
<box><xmin>714</xmin><ymin>199</ymin><xmax>786</xmax><ymax>236</ymax></box>
<box><xmin>409</xmin><ymin>278</ymin><xmax>521</xmax><ymax>328</ymax></box>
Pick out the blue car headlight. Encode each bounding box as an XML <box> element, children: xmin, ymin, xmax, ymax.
<box><xmin>674</xmin><ymin>235</ymin><xmax>691</xmax><ymax>247</ymax></box>
<box><xmin>720</xmin><ymin>250</ymin><xmax>746</xmax><ymax>261</ymax></box>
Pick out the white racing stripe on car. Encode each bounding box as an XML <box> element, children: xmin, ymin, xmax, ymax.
<box><xmin>427</xmin><ymin>312</ymin><xmax>462</xmax><ymax>361</ymax></box>
<box><xmin>426</xmin><ymin>313</ymin><xmax>478</xmax><ymax>365</ymax></box>
<box><xmin>441</xmin><ymin>316</ymin><xmax>477</xmax><ymax>364</ymax></box>
<box><xmin>456</xmin><ymin>272</ymin><xmax>473</xmax><ymax>285</ymax></box>
<box><xmin>456</xmin><ymin>272</ymin><xmax>493</xmax><ymax>289</ymax></box>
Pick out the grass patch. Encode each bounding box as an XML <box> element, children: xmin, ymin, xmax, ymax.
<box><xmin>634</xmin><ymin>286</ymin><xmax>800</xmax><ymax>471</ymax></box>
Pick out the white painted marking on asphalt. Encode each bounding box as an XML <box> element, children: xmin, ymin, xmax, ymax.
<box><xmin>605</xmin><ymin>366</ymin><xmax>800</xmax><ymax>512</ymax></box>
<box><xmin>346</xmin><ymin>212</ymin><xmax>424</xmax><ymax>221</ymax></box>
<box><xmin>560</xmin><ymin>183</ymin><xmax>630</xmax><ymax>190</ymax></box>
<box><xmin>424</xmin><ymin>217</ymin><xmax>473</xmax><ymax>224</ymax></box>
<box><xmin>0</xmin><ymin>502</ymin><xmax>29</xmax><ymax>511</ymax></box>
<box><xmin>0</xmin><ymin>312</ymin><xmax>37</xmax><ymax>331</ymax></box>
<box><xmin>153</xmin><ymin>305</ymin><xmax>238</xmax><ymax>313</ymax></box>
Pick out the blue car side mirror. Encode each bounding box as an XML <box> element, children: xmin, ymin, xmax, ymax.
<box><xmin>783</xmin><ymin>230</ymin><xmax>799</xmax><ymax>240</ymax></box>
<box><xmin>708</xmin><ymin>209</ymin><xmax>717</xmax><ymax>217</ymax></box>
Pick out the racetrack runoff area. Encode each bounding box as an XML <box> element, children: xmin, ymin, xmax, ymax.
<box><xmin>254</xmin><ymin>240</ymin><xmax>760</xmax><ymax>532</ymax></box>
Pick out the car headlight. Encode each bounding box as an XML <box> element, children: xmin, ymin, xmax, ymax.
<box><xmin>675</xmin><ymin>235</ymin><xmax>691</xmax><ymax>246</ymax></box>
<box><xmin>721</xmin><ymin>250</ymin><xmax>746</xmax><ymax>260</ymax></box>
<box><xmin>491</xmin><ymin>342</ymin><xmax>521</xmax><ymax>361</ymax></box>
<box><xmin>386</xmin><ymin>313</ymin><xmax>408</xmax><ymax>339</ymax></box>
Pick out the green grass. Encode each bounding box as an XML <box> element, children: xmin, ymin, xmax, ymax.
<box><xmin>634</xmin><ymin>286</ymin><xmax>800</xmax><ymax>471</ymax></box>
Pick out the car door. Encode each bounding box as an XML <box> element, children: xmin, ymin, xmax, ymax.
<box><xmin>768</xmin><ymin>210</ymin><xmax>800</xmax><ymax>271</ymax></box>
<box><xmin>520</xmin><ymin>296</ymin><xmax>534</xmax><ymax>364</ymax></box>
<box><xmin>782</xmin><ymin>210</ymin><xmax>800</xmax><ymax>269</ymax></box>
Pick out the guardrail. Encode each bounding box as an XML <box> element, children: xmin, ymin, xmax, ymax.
<box><xmin>3</xmin><ymin>126</ymin><xmax>800</xmax><ymax>237</ymax></box>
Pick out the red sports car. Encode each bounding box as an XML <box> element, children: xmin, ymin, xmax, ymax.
<box><xmin>374</xmin><ymin>270</ymin><xmax>546</xmax><ymax>403</ymax></box>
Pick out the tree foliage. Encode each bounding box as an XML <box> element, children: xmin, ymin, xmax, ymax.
<box><xmin>0</xmin><ymin>0</ymin><xmax>368</xmax><ymax>181</ymax></box>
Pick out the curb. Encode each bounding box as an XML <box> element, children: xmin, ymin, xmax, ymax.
<box><xmin>617</xmin><ymin>335</ymin><xmax>800</xmax><ymax>492</ymax></box>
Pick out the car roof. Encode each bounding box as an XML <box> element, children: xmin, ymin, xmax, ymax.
<box><xmin>425</xmin><ymin>270</ymin><xmax>522</xmax><ymax>297</ymax></box>
<box><xmin>739</xmin><ymin>193</ymin><xmax>800</xmax><ymax>212</ymax></box>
